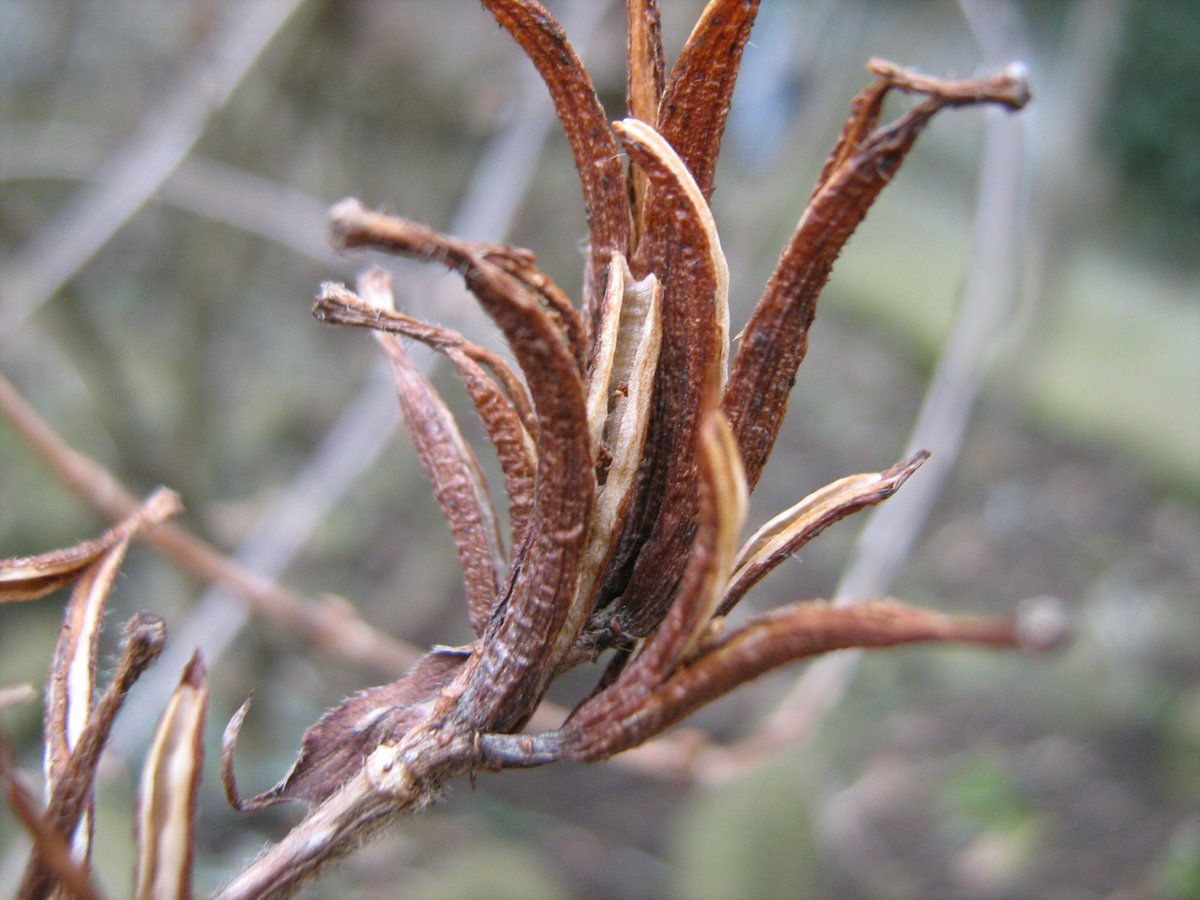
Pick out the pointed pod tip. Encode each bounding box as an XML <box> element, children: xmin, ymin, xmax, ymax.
<box><xmin>906</xmin><ymin>448</ymin><xmax>932</xmax><ymax>468</ymax></box>
<box><xmin>180</xmin><ymin>649</ymin><xmax>207</xmax><ymax>686</ymax></box>
<box><xmin>220</xmin><ymin>693</ymin><xmax>254</xmax><ymax>812</ymax></box>
<box><xmin>313</xmin><ymin>281</ymin><xmax>351</xmax><ymax>322</ymax></box>
<box><xmin>883</xmin><ymin>449</ymin><xmax>931</xmax><ymax>488</ymax></box>
<box><xmin>222</xmin><ymin>694</ymin><xmax>254</xmax><ymax>749</ymax></box>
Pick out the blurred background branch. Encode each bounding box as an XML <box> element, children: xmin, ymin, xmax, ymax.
<box><xmin>1</xmin><ymin>0</ymin><xmax>309</xmax><ymax>330</ymax></box>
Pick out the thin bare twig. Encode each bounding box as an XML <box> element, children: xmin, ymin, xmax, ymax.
<box><xmin>0</xmin><ymin>133</ymin><xmax>347</xmax><ymax>270</ymax></box>
<box><xmin>0</xmin><ymin>684</ymin><xmax>36</xmax><ymax>710</ymax></box>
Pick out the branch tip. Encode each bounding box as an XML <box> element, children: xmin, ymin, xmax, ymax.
<box><xmin>1015</xmin><ymin>595</ymin><xmax>1071</xmax><ymax>652</ymax></box>
<box><xmin>867</xmin><ymin>57</ymin><xmax>1031</xmax><ymax>110</ymax></box>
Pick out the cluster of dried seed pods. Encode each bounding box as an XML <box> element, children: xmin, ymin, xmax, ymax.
<box><xmin>0</xmin><ymin>3</ymin><xmax>1059</xmax><ymax>896</ymax></box>
<box><xmin>220</xmin><ymin>0</ymin><xmax>1043</xmax><ymax>819</ymax></box>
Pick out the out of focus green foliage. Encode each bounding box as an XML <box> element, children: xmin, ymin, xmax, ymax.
<box><xmin>1102</xmin><ymin>0</ymin><xmax>1200</xmax><ymax>267</ymax></box>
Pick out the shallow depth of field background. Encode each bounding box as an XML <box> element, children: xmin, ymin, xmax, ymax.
<box><xmin>1</xmin><ymin>1</ymin><xmax>1197</xmax><ymax>896</ymax></box>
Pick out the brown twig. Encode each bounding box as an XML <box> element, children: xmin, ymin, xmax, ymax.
<box><xmin>0</xmin><ymin>684</ymin><xmax>36</xmax><ymax>709</ymax></box>
<box><xmin>867</xmin><ymin>57</ymin><xmax>1031</xmax><ymax>108</ymax></box>
<box><xmin>0</xmin><ymin>135</ymin><xmax>348</xmax><ymax>272</ymax></box>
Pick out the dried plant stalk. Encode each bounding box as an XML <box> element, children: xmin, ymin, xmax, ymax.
<box><xmin>0</xmin><ymin>3</ymin><xmax>1056</xmax><ymax>898</ymax></box>
<box><xmin>214</xmin><ymin>4</ymin><xmax>1045</xmax><ymax>895</ymax></box>
<box><xmin>0</xmin><ymin>683</ymin><xmax>36</xmax><ymax>710</ymax></box>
